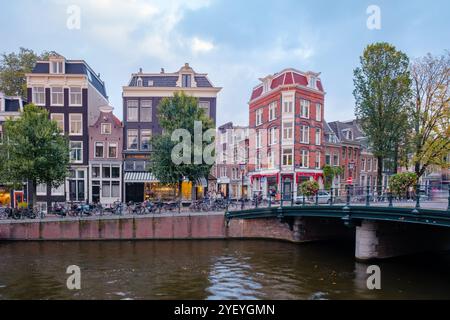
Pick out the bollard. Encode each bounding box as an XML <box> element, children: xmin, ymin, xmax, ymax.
<box><xmin>346</xmin><ymin>185</ymin><xmax>350</xmax><ymax>206</ymax></box>
<box><xmin>291</xmin><ymin>191</ymin><xmax>294</xmax><ymax>207</ymax></box>
<box><xmin>388</xmin><ymin>192</ymin><xmax>393</xmax><ymax>207</ymax></box>
<box><xmin>415</xmin><ymin>184</ymin><xmax>421</xmax><ymax>209</ymax></box>
<box><xmin>315</xmin><ymin>191</ymin><xmax>319</xmax><ymax>205</ymax></box>
<box><xmin>330</xmin><ymin>187</ymin><xmax>333</xmax><ymax>206</ymax></box>
<box><xmin>302</xmin><ymin>194</ymin><xmax>305</xmax><ymax>206</ymax></box>
<box><xmin>366</xmin><ymin>185</ymin><xmax>370</xmax><ymax>207</ymax></box>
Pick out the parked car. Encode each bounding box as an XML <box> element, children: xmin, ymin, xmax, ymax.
<box><xmin>295</xmin><ymin>191</ymin><xmax>333</xmax><ymax>205</ymax></box>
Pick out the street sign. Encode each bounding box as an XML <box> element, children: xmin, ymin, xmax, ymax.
<box><xmin>347</xmin><ymin>177</ymin><xmax>353</xmax><ymax>184</ymax></box>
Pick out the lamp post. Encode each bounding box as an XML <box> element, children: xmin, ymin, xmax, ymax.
<box><xmin>239</xmin><ymin>163</ymin><xmax>246</xmax><ymax>209</ymax></box>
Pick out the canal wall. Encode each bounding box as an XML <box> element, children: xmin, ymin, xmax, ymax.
<box><xmin>0</xmin><ymin>213</ymin><xmax>350</xmax><ymax>243</ymax></box>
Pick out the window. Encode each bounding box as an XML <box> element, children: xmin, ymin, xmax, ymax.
<box><xmin>269</xmin><ymin>127</ymin><xmax>278</xmax><ymax>145</ymax></box>
<box><xmin>112</xmin><ymin>166</ymin><xmax>120</xmax><ymax>178</ymax></box>
<box><xmin>368</xmin><ymin>159</ymin><xmax>372</xmax><ymax>171</ymax></box>
<box><xmin>69</xmin><ymin>141</ymin><xmax>83</xmax><ymax>163</ymax></box>
<box><xmin>256</xmin><ymin>152</ymin><xmax>261</xmax><ymax>170</ymax></box>
<box><xmin>300</xmin><ymin>100</ymin><xmax>310</xmax><ymax>118</ymax></box>
<box><xmin>112</xmin><ymin>181</ymin><xmax>120</xmax><ymax>198</ymax></box>
<box><xmin>69</xmin><ymin>114</ymin><xmax>82</xmax><ymax>135</ymax></box>
<box><xmin>141</xmin><ymin>129</ymin><xmax>152</xmax><ymax>151</ymax></box>
<box><xmin>256</xmin><ymin>109</ymin><xmax>263</xmax><ymax>126</ymax></box>
<box><xmin>361</xmin><ymin>158</ymin><xmax>366</xmax><ymax>171</ymax></box>
<box><xmin>127</xmin><ymin>130</ymin><xmax>138</xmax><ymax>150</ymax></box>
<box><xmin>51</xmin><ymin>114</ymin><xmax>64</xmax><ymax>132</ymax></box>
<box><xmin>182</xmin><ymin>74</ymin><xmax>191</xmax><ymax>87</ymax></box>
<box><xmin>51</xmin><ymin>87</ymin><xmax>64</xmax><ymax>106</ymax></box>
<box><xmin>333</xmin><ymin>153</ymin><xmax>339</xmax><ymax>166</ymax></box>
<box><xmin>92</xmin><ymin>166</ymin><xmax>100</xmax><ymax>178</ymax></box>
<box><xmin>282</xmin><ymin>122</ymin><xmax>293</xmax><ymax>140</ymax></box>
<box><xmin>127</xmin><ymin>100</ymin><xmax>138</xmax><ymax>121</ymax></box>
<box><xmin>309</xmin><ymin>77</ymin><xmax>317</xmax><ymax>89</ymax></box>
<box><xmin>102</xmin><ymin>166</ymin><xmax>111</xmax><ymax>179</ymax></box>
<box><xmin>198</xmin><ymin>101</ymin><xmax>210</xmax><ymax>117</ymax></box>
<box><xmin>283</xmin><ymin>100</ymin><xmax>293</xmax><ymax>113</ymax></box>
<box><xmin>315</xmin><ymin>151</ymin><xmax>321</xmax><ymax>169</ymax></box>
<box><xmin>69</xmin><ymin>169</ymin><xmax>85</xmax><ymax>201</ymax></box>
<box><xmin>95</xmin><ymin>142</ymin><xmax>104</xmax><ymax>158</ymax></box>
<box><xmin>108</xmin><ymin>142</ymin><xmax>118</xmax><ymax>158</ymax></box>
<box><xmin>33</xmin><ymin>87</ymin><xmax>46</xmax><ymax>105</ymax></box>
<box><xmin>342</xmin><ymin>147</ymin><xmax>346</xmax><ymax>159</ymax></box>
<box><xmin>37</xmin><ymin>183</ymin><xmax>47</xmax><ymax>196</ymax></box>
<box><xmin>256</xmin><ymin>130</ymin><xmax>262</xmax><ymax>149</ymax></box>
<box><xmin>101</xmin><ymin>123</ymin><xmax>111</xmax><ymax>134</ymax></box>
<box><xmin>51</xmin><ymin>184</ymin><xmax>64</xmax><ymax>196</ymax></box>
<box><xmin>268</xmin><ymin>150</ymin><xmax>275</xmax><ymax>169</ymax></box>
<box><xmin>325</xmin><ymin>154</ymin><xmax>331</xmax><ymax>165</ymax></box>
<box><xmin>300</xmin><ymin>150</ymin><xmax>309</xmax><ymax>168</ymax></box>
<box><xmin>282</xmin><ymin>148</ymin><xmax>293</xmax><ymax>166</ymax></box>
<box><xmin>269</xmin><ymin>102</ymin><xmax>277</xmax><ymax>121</ymax></box>
<box><xmin>69</xmin><ymin>87</ymin><xmax>82</xmax><ymax>106</ymax></box>
<box><xmin>300</xmin><ymin>125</ymin><xmax>310</xmax><ymax>144</ymax></box>
<box><xmin>50</xmin><ymin>61</ymin><xmax>64</xmax><ymax>74</ymax></box>
<box><xmin>135</xmin><ymin>161</ymin><xmax>146</xmax><ymax>171</ymax></box>
<box><xmin>141</xmin><ymin>100</ymin><xmax>152</xmax><ymax>122</ymax></box>
<box><xmin>316</xmin><ymin>103</ymin><xmax>322</xmax><ymax>121</ymax></box>
<box><xmin>137</xmin><ymin>78</ymin><xmax>143</xmax><ymax>87</ymax></box>
<box><xmin>315</xmin><ymin>128</ymin><xmax>321</xmax><ymax>145</ymax></box>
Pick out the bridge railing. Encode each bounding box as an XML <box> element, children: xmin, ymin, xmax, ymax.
<box><xmin>228</xmin><ymin>184</ymin><xmax>450</xmax><ymax>212</ymax></box>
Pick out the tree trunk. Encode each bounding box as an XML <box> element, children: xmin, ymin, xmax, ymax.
<box><xmin>377</xmin><ymin>156</ymin><xmax>383</xmax><ymax>196</ymax></box>
<box><xmin>30</xmin><ymin>180</ymin><xmax>37</xmax><ymax>208</ymax></box>
<box><xmin>393</xmin><ymin>143</ymin><xmax>399</xmax><ymax>174</ymax></box>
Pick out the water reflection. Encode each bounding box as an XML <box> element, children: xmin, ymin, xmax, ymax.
<box><xmin>0</xmin><ymin>240</ymin><xmax>450</xmax><ymax>299</ymax></box>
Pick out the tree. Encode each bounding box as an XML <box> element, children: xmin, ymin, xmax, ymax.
<box><xmin>322</xmin><ymin>164</ymin><xmax>343</xmax><ymax>189</ymax></box>
<box><xmin>0</xmin><ymin>104</ymin><xmax>70</xmax><ymax>206</ymax></box>
<box><xmin>353</xmin><ymin>42</ymin><xmax>412</xmax><ymax>194</ymax></box>
<box><xmin>389</xmin><ymin>172</ymin><xmax>417</xmax><ymax>198</ymax></box>
<box><xmin>0</xmin><ymin>48</ymin><xmax>53</xmax><ymax>99</ymax></box>
<box><xmin>299</xmin><ymin>181</ymin><xmax>319</xmax><ymax>197</ymax></box>
<box><xmin>410</xmin><ymin>52</ymin><xmax>450</xmax><ymax>179</ymax></box>
<box><xmin>148</xmin><ymin>92</ymin><xmax>215</xmax><ymax>198</ymax></box>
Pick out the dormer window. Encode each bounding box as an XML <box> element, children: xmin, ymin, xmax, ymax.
<box><xmin>147</xmin><ymin>80</ymin><xmax>154</xmax><ymax>87</ymax></box>
<box><xmin>50</xmin><ymin>60</ymin><xmax>64</xmax><ymax>74</ymax></box>
<box><xmin>343</xmin><ymin>129</ymin><xmax>353</xmax><ymax>140</ymax></box>
<box><xmin>182</xmin><ymin>74</ymin><xmax>191</xmax><ymax>88</ymax></box>
<box><xmin>137</xmin><ymin>77</ymin><xmax>143</xmax><ymax>87</ymax></box>
<box><xmin>309</xmin><ymin>76</ymin><xmax>317</xmax><ymax>89</ymax></box>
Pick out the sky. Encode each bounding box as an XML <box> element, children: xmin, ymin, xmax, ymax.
<box><xmin>1</xmin><ymin>0</ymin><xmax>449</xmax><ymax>125</ymax></box>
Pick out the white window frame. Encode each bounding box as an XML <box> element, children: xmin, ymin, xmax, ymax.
<box><xmin>69</xmin><ymin>87</ymin><xmax>82</xmax><ymax>106</ymax></box>
<box><xmin>69</xmin><ymin>141</ymin><xmax>83</xmax><ymax>164</ymax></box>
<box><xmin>69</xmin><ymin>113</ymin><xmax>83</xmax><ymax>136</ymax></box>
<box><xmin>108</xmin><ymin>142</ymin><xmax>118</xmax><ymax>158</ymax></box>
<box><xmin>315</xmin><ymin>128</ymin><xmax>321</xmax><ymax>146</ymax></box>
<box><xmin>269</xmin><ymin>102</ymin><xmax>277</xmax><ymax>121</ymax></box>
<box><xmin>256</xmin><ymin>130</ymin><xmax>262</xmax><ymax>149</ymax></box>
<box><xmin>94</xmin><ymin>141</ymin><xmax>104</xmax><ymax>158</ymax></box>
<box><xmin>300</xmin><ymin>125</ymin><xmax>310</xmax><ymax>144</ymax></box>
<box><xmin>140</xmin><ymin>100</ymin><xmax>153</xmax><ymax>122</ymax></box>
<box><xmin>51</xmin><ymin>113</ymin><xmax>64</xmax><ymax>132</ymax></box>
<box><xmin>33</xmin><ymin>87</ymin><xmax>46</xmax><ymax>106</ymax></box>
<box><xmin>269</xmin><ymin>127</ymin><xmax>278</xmax><ymax>145</ymax></box>
<box><xmin>256</xmin><ymin>109</ymin><xmax>263</xmax><ymax>126</ymax></box>
<box><xmin>283</xmin><ymin>100</ymin><xmax>293</xmax><ymax>114</ymax></box>
<box><xmin>300</xmin><ymin>150</ymin><xmax>309</xmax><ymax>168</ymax></box>
<box><xmin>140</xmin><ymin>129</ymin><xmax>152</xmax><ymax>151</ymax></box>
<box><xmin>282</xmin><ymin>148</ymin><xmax>293</xmax><ymax>166</ymax></box>
<box><xmin>127</xmin><ymin>100</ymin><xmax>139</xmax><ymax>122</ymax></box>
<box><xmin>198</xmin><ymin>101</ymin><xmax>210</xmax><ymax>118</ymax></box>
<box><xmin>282</xmin><ymin>122</ymin><xmax>293</xmax><ymax>141</ymax></box>
<box><xmin>316</xmin><ymin>103</ymin><xmax>322</xmax><ymax>121</ymax></box>
<box><xmin>50</xmin><ymin>87</ymin><xmax>64</xmax><ymax>106</ymax></box>
<box><xmin>127</xmin><ymin>129</ymin><xmax>138</xmax><ymax>150</ymax></box>
<box><xmin>51</xmin><ymin>184</ymin><xmax>65</xmax><ymax>196</ymax></box>
<box><xmin>101</xmin><ymin>123</ymin><xmax>112</xmax><ymax>135</ymax></box>
<box><xmin>50</xmin><ymin>60</ymin><xmax>64</xmax><ymax>74</ymax></box>
<box><xmin>315</xmin><ymin>151</ymin><xmax>321</xmax><ymax>169</ymax></box>
<box><xmin>36</xmin><ymin>183</ymin><xmax>47</xmax><ymax>196</ymax></box>
<box><xmin>300</xmin><ymin>99</ymin><xmax>310</xmax><ymax>119</ymax></box>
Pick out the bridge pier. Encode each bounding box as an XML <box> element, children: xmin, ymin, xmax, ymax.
<box><xmin>355</xmin><ymin>220</ymin><xmax>450</xmax><ymax>261</ymax></box>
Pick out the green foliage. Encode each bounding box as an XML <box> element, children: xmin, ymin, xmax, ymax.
<box><xmin>299</xmin><ymin>180</ymin><xmax>319</xmax><ymax>197</ymax></box>
<box><xmin>0</xmin><ymin>104</ymin><xmax>70</xmax><ymax>204</ymax></box>
<box><xmin>149</xmin><ymin>92</ymin><xmax>215</xmax><ymax>189</ymax></box>
<box><xmin>0</xmin><ymin>48</ymin><xmax>53</xmax><ymax>99</ymax></box>
<box><xmin>353</xmin><ymin>42</ymin><xmax>412</xmax><ymax>189</ymax></box>
<box><xmin>388</xmin><ymin>172</ymin><xmax>417</xmax><ymax>197</ymax></box>
<box><xmin>322</xmin><ymin>165</ymin><xmax>343</xmax><ymax>189</ymax></box>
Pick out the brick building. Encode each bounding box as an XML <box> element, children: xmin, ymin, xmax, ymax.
<box><xmin>247</xmin><ymin>68</ymin><xmax>325</xmax><ymax>199</ymax></box>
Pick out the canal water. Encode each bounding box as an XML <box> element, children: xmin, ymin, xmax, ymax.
<box><xmin>1</xmin><ymin>240</ymin><xmax>450</xmax><ymax>300</ymax></box>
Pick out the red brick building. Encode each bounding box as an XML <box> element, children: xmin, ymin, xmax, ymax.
<box><xmin>247</xmin><ymin>68</ymin><xmax>325</xmax><ymax>199</ymax></box>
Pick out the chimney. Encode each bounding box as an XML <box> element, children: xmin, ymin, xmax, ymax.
<box><xmin>139</xmin><ymin>68</ymin><xmax>143</xmax><ymax>74</ymax></box>
<box><xmin>160</xmin><ymin>68</ymin><xmax>165</xmax><ymax>74</ymax></box>
<box><xmin>184</xmin><ymin>62</ymin><xmax>189</xmax><ymax>68</ymax></box>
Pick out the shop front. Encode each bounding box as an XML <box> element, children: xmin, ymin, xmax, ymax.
<box><xmin>0</xmin><ymin>186</ymin><xmax>11</xmax><ymax>206</ymax></box>
<box><xmin>296</xmin><ymin>172</ymin><xmax>324</xmax><ymax>195</ymax></box>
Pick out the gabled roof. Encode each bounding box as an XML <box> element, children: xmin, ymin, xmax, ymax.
<box><xmin>31</xmin><ymin>58</ymin><xmax>108</xmax><ymax>99</ymax></box>
<box><xmin>327</xmin><ymin>119</ymin><xmax>365</xmax><ymax>145</ymax></box>
<box><xmin>250</xmin><ymin>68</ymin><xmax>324</xmax><ymax>101</ymax></box>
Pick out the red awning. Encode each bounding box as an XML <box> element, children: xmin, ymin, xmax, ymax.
<box><xmin>296</xmin><ymin>172</ymin><xmax>323</xmax><ymax>183</ymax></box>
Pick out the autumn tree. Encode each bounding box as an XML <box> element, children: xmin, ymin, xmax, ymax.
<box><xmin>409</xmin><ymin>52</ymin><xmax>450</xmax><ymax>179</ymax></box>
<box><xmin>353</xmin><ymin>42</ymin><xmax>412</xmax><ymax>194</ymax></box>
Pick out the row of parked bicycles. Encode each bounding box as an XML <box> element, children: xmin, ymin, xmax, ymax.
<box><xmin>0</xmin><ymin>198</ymin><xmax>237</xmax><ymax>220</ymax></box>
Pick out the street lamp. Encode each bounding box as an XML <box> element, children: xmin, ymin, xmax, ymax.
<box><xmin>239</xmin><ymin>163</ymin><xmax>246</xmax><ymax>209</ymax></box>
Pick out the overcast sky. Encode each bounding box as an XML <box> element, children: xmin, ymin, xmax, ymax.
<box><xmin>1</xmin><ymin>0</ymin><xmax>449</xmax><ymax>125</ymax></box>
